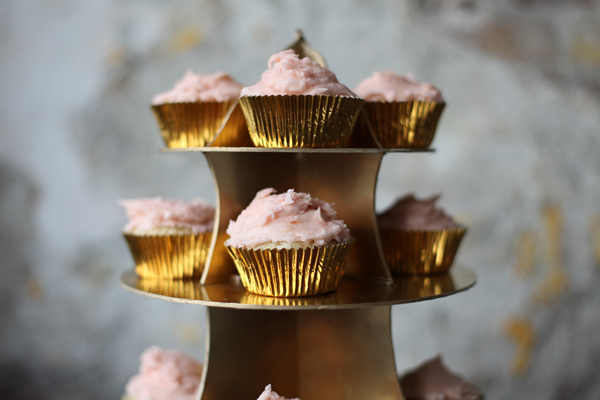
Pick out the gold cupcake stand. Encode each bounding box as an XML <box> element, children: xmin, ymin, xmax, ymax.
<box><xmin>120</xmin><ymin>33</ymin><xmax>476</xmax><ymax>400</ymax></box>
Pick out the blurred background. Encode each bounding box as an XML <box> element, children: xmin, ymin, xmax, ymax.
<box><xmin>1</xmin><ymin>0</ymin><xmax>600</xmax><ymax>399</ymax></box>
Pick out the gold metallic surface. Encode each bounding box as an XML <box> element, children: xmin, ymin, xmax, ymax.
<box><xmin>240</xmin><ymin>290</ymin><xmax>342</xmax><ymax>306</ymax></box>
<box><xmin>286</xmin><ymin>29</ymin><xmax>327</xmax><ymax>68</ymax></box>
<box><xmin>379</xmin><ymin>227</ymin><xmax>466</xmax><ymax>274</ymax></box>
<box><xmin>201</xmin><ymin>152</ymin><xmax>392</xmax><ymax>284</ymax></box>
<box><xmin>136</xmin><ymin>278</ymin><xmax>203</xmax><ymax>300</ymax></box>
<box><xmin>226</xmin><ymin>241</ymin><xmax>354</xmax><ymax>297</ymax></box>
<box><xmin>239</xmin><ymin>95</ymin><xmax>364</xmax><ymax>148</ymax></box>
<box><xmin>123</xmin><ymin>233</ymin><xmax>211</xmax><ymax>279</ymax></box>
<box><xmin>200</xmin><ymin>307</ymin><xmax>404</xmax><ymax>400</ymax></box>
<box><xmin>151</xmin><ymin>101</ymin><xmax>248</xmax><ymax>148</ymax></box>
<box><xmin>389</xmin><ymin>273</ymin><xmax>455</xmax><ymax>298</ymax></box>
<box><xmin>120</xmin><ymin>265</ymin><xmax>476</xmax><ymax>309</ymax></box>
<box><xmin>356</xmin><ymin>101</ymin><xmax>445</xmax><ymax>148</ymax></box>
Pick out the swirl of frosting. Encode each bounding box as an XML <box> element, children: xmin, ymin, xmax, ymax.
<box><xmin>120</xmin><ymin>197</ymin><xmax>214</xmax><ymax>234</ymax></box>
<box><xmin>125</xmin><ymin>346</ymin><xmax>203</xmax><ymax>400</ymax></box>
<box><xmin>226</xmin><ymin>188</ymin><xmax>350</xmax><ymax>248</ymax></box>
<box><xmin>377</xmin><ymin>194</ymin><xmax>456</xmax><ymax>230</ymax></box>
<box><xmin>354</xmin><ymin>71</ymin><xmax>443</xmax><ymax>102</ymax></box>
<box><xmin>241</xmin><ymin>50</ymin><xmax>356</xmax><ymax>97</ymax></box>
<box><xmin>256</xmin><ymin>384</ymin><xmax>300</xmax><ymax>400</ymax></box>
<box><xmin>399</xmin><ymin>356</ymin><xmax>482</xmax><ymax>400</ymax></box>
<box><xmin>152</xmin><ymin>71</ymin><xmax>243</xmax><ymax>104</ymax></box>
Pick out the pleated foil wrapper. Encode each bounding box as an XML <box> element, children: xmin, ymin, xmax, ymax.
<box><xmin>123</xmin><ymin>232</ymin><xmax>211</xmax><ymax>279</ymax></box>
<box><xmin>359</xmin><ymin>101</ymin><xmax>445</xmax><ymax>148</ymax></box>
<box><xmin>151</xmin><ymin>101</ymin><xmax>247</xmax><ymax>148</ymax></box>
<box><xmin>238</xmin><ymin>95</ymin><xmax>365</xmax><ymax>148</ymax></box>
<box><xmin>379</xmin><ymin>227</ymin><xmax>466</xmax><ymax>274</ymax></box>
<box><xmin>226</xmin><ymin>241</ymin><xmax>354</xmax><ymax>297</ymax></box>
<box><xmin>136</xmin><ymin>278</ymin><xmax>202</xmax><ymax>300</ymax></box>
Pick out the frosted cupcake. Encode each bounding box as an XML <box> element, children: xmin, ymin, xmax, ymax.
<box><xmin>399</xmin><ymin>356</ymin><xmax>483</xmax><ymax>400</ymax></box>
<box><xmin>354</xmin><ymin>71</ymin><xmax>445</xmax><ymax>148</ymax></box>
<box><xmin>123</xmin><ymin>346</ymin><xmax>203</xmax><ymax>400</ymax></box>
<box><xmin>239</xmin><ymin>50</ymin><xmax>364</xmax><ymax>148</ymax></box>
<box><xmin>225</xmin><ymin>188</ymin><xmax>353</xmax><ymax>297</ymax></box>
<box><xmin>121</xmin><ymin>197</ymin><xmax>214</xmax><ymax>279</ymax></box>
<box><xmin>256</xmin><ymin>384</ymin><xmax>300</xmax><ymax>400</ymax></box>
<box><xmin>151</xmin><ymin>71</ymin><xmax>247</xmax><ymax>148</ymax></box>
<box><xmin>377</xmin><ymin>194</ymin><xmax>465</xmax><ymax>274</ymax></box>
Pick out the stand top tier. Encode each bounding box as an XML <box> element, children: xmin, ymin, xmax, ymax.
<box><xmin>120</xmin><ymin>265</ymin><xmax>475</xmax><ymax>310</ymax></box>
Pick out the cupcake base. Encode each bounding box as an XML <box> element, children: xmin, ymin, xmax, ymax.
<box><xmin>239</xmin><ymin>95</ymin><xmax>364</xmax><ymax>148</ymax></box>
<box><xmin>226</xmin><ymin>240</ymin><xmax>354</xmax><ymax>297</ymax></box>
<box><xmin>123</xmin><ymin>232</ymin><xmax>211</xmax><ymax>279</ymax></box>
<box><xmin>379</xmin><ymin>227</ymin><xmax>466</xmax><ymax>274</ymax></box>
<box><xmin>151</xmin><ymin>101</ymin><xmax>247</xmax><ymax>148</ymax></box>
<box><xmin>359</xmin><ymin>101</ymin><xmax>445</xmax><ymax>148</ymax></box>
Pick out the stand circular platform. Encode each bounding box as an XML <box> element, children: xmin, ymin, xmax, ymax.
<box><xmin>120</xmin><ymin>265</ymin><xmax>476</xmax><ymax>310</ymax></box>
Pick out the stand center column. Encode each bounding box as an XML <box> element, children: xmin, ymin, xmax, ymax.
<box><xmin>200</xmin><ymin>305</ymin><xmax>404</xmax><ymax>400</ymax></box>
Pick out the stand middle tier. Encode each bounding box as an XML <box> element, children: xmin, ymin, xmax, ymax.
<box><xmin>164</xmin><ymin>147</ymin><xmax>434</xmax><ymax>286</ymax></box>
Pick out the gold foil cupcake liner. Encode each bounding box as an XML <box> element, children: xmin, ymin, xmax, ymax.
<box><xmin>359</xmin><ymin>101</ymin><xmax>445</xmax><ymax>148</ymax></box>
<box><xmin>151</xmin><ymin>101</ymin><xmax>247</xmax><ymax>148</ymax></box>
<box><xmin>123</xmin><ymin>232</ymin><xmax>211</xmax><ymax>279</ymax></box>
<box><xmin>226</xmin><ymin>241</ymin><xmax>354</xmax><ymax>297</ymax></box>
<box><xmin>379</xmin><ymin>227</ymin><xmax>466</xmax><ymax>274</ymax></box>
<box><xmin>239</xmin><ymin>95</ymin><xmax>365</xmax><ymax>148</ymax></box>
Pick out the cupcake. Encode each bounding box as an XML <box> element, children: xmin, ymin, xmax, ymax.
<box><xmin>399</xmin><ymin>356</ymin><xmax>483</xmax><ymax>400</ymax></box>
<box><xmin>354</xmin><ymin>71</ymin><xmax>445</xmax><ymax>148</ymax></box>
<box><xmin>151</xmin><ymin>70</ymin><xmax>247</xmax><ymax>148</ymax></box>
<box><xmin>377</xmin><ymin>194</ymin><xmax>466</xmax><ymax>275</ymax></box>
<box><xmin>123</xmin><ymin>346</ymin><xmax>203</xmax><ymax>400</ymax></box>
<box><xmin>239</xmin><ymin>50</ymin><xmax>365</xmax><ymax>148</ymax></box>
<box><xmin>225</xmin><ymin>188</ymin><xmax>353</xmax><ymax>297</ymax></box>
<box><xmin>256</xmin><ymin>384</ymin><xmax>300</xmax><ymax>400</ymax></box>
<box><xmin>121</xmin><ymin>197</ymin><xmax>214</xmax><ymax>279</ymax></box>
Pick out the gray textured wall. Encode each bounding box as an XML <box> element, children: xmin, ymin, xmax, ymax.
<box><xmin>1</xmin><ymin>0</ymin><xmax>600</xmax><ymax>399</ymax></box>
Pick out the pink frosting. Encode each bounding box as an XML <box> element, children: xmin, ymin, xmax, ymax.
<box><xmin>400</xmin><ymin>356</ymin><xmax>482</xmax><ymax>400</ymax></box>
<box><xmin>226</xmin><ymin>188</ymin><xmax>350</xmax><ymax>248</ymax></box>
<box><xmin>378</xmin><ymin>194</ymin><xmax>456</xmax><ymax>230</ymax></box>
<box><xmin>354</xmin><ymin>71</ymin><xmax>443</xmax><ymax>102</ymax></box>
<box><xmin>120</xmin><ymin>197</ymin><xmax>215</xmax><ymax>234</ymax></box>
<box><xmin>152</xmin><ymin>70</ymin><xmax>243</xmax><ymax>104</ymax></box>
<box><xmin>241</xmin><ymin>50</ymin><xmax>356</xmax><ymax>97</ymax></box>
<box><xmin>125</xmin><ymin>346</ymin><xmax>203</xmax><ymax>400</ymax></box>
<box><xmin>256</xmin><ymin>384</ymin><xmax>300</xmax><ymax>400</ymax></box>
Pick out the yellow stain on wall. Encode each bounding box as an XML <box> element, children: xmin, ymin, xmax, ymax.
<box><xmin>25</xmin><ymin>277</ymin><xmax>43</xmax><ymax>301</ymax></box>
<box><xmin>514</xmin><ymin>231</ymin><xmax>537</xmax><ymax>279</ymax></box>
<box><xmin>174</xmin><ymin>322</ymin><xmax>203</xmax><ymax>346</ymax></box>
<box><xmin>532</xmin><ymin>204</ymin><xmax>568</xmax><ymax>305</ymax></box>
<box><xmin>503</xmin><ymin>316</ymin><xmax>535</xmax><ymax>376</ymax></box>
<box><xmin>104</xmin><ymin>47</ymin><xmax>127</xmax><ymax>67</ymax></box>
<box><xmin>572</xmin><ymin>35</ymin><xmax>600</xmax><ymax>66</ymax></box>
<box><xmin>168</xmin><ymin>27</ymin><xmax>204</xmax><ymax>54</ymax></box>
<box><xmin>532</xmin><ymin>269</ymin><xmax>568</xmax><ymax>305</ymax></box>
<box><xmin>543</xmin><ymin>204</ymin><xmax>563</xmax><ymax>269</ymax></box>
<box><xmin>589</xmin><ymin>215</ymin><xmax>600</xmax><ymax>267</ymax></box>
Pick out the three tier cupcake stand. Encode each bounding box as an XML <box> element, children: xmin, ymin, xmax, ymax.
<box><xmin>120</xmin><ymin>34</ymin><xmax>476</xmax><ymax>400</ymax></box>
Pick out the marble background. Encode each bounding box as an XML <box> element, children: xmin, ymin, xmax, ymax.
<box><xmin>1</xmin><ymin>0</ymin><xmax>600</xmax><ymax>399</ymax></box>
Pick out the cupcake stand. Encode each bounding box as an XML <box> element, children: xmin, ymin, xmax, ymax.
<box><xmin>120</xmin><ymin>36</ymin><xmax>476</xmax><ymax>400</ymax></box>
